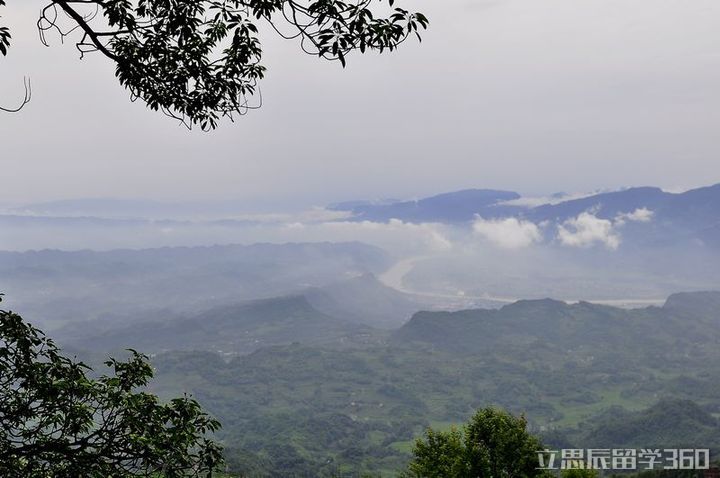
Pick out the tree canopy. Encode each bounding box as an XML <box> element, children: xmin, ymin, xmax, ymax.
<box><xmin>403</xmin><ymin>407</ymin><xmax>549</xmax><ymax>478</ymax></box>
<box><xmin>0</xmin><ymin>0</ymin><xmax>427</xmax><ymax>129</ymax></box>
<box><xmin>0</xmin><ymin>295</ymin><xmax>223</xmax><ymax>477</ymax></box>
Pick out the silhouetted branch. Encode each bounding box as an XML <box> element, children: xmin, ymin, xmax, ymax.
<box><xmin>19</xmin><ymin>0</ymin><xmax>427</xmax><ymax>128</ymax></box>
<box><xmin>0</xmin><ymin>77</ymin><xmax>32</xmax><ymax>113</ymax></box>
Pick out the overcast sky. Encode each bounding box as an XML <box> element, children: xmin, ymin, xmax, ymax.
<box><xmin>1</xmin><ymin>0</ymin><xmax>719</xmax><ymax>207</ymax></box>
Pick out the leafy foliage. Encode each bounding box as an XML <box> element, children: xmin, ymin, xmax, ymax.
<box><xmin>28</xmin><ymin>0</ymin><xmax>428</xmax><ymax>129</ymax></box>
<box><xmin>562</xmin><ymin>469</ymin><xmax>600</xmax><ymax>478</ymax></box>
<box><xmin>0</xmin><ymin>295</ymin><xmax>223</xmax><ymax>477</ymax></box>
<box><xmin>615</xmin><ymin>467</ymin><xmax>716</xmax><ymax>478</ymax></box>
<box><xmin>0</xmin><ymin>0</ymin><xmax>9</xmax><ymax>56</ymax></box>
<box><xmin>403</xmin><ymin>407</ymin><xmax>548</xmax><ymax>478</ymax></box>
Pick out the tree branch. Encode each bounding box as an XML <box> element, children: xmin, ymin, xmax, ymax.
<box><xmin>53</xmin><ymin>0</ymin><xmax>118</xmax><ymax>60</ymax></box>
<box><xmin>0</xmin><ymin>77</ymin><xmax>31</xmax><ymax>113</ymax></box>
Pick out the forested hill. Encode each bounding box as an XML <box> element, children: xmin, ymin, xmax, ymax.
<box><xmin>573</xmin><ymin>398</ymin><xmax>720</xmax><ymax>450</ymax></box>
<box><xmin>391</xmin><ymin>291</ymin><xmax>720</xmax><ymax>354</ymax></box>
<box><xmin>662</xmin><ymin>290</ymin><xmax>720</xmax><ymax>316</ymax></box>
<box><xmin>303</xmin><ymin>273</ymin><xmax>425</xmax><ymax>329</ymax></box>
<box><xmin>142</xmin><ymin>291</ymin><xmax>720</xmax><ymax>476</ymax></box>
<box><xmin>67</xmin><ymin>295</ymin><xmax>383</xmax><ymax>355</ymax></box>
<box><xmin>58</xmin><ymin>273</ymin><xmax>427</xmax><ymax>355</ymax></box>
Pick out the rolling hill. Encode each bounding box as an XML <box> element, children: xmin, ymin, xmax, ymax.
<box><xmin>303</xmin><ymin>273</ymin><xmax>427</xmax><ymax>329</ymax></box>
<box><xmin>67</xmin><ymin>295</ymin><xmax>382</xmax><ymax>355</ymax></box>
<box><xmin>144</xmin><ymin>291</ymin><xmax>720</xmax><ymax>476</ymax></box>
<box><xmin>0</xmin><ymin>241</ymin><xmax>389</xmax><ymax>328</ymax></box>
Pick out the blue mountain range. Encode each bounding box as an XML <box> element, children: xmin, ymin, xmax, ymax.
<box><xmin>331</xmin><ymin>183</ymin><xmax>720</xmax><ymax>249</ymax></box>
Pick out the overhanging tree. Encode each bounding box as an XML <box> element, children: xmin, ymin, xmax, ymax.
<box><xmin>0</xmin><ymin>0</ymin><xmax>32</xmax><ymax>113</ymax></box>
<box><xmin>0</xmin><ymin>0</ymin><xmax>427</xmax><ymax>129</ymax></box>
<box><xmin>0</xmin><ymin>295</ymin><xmax>224</xmax><ymax>477</ymax></box>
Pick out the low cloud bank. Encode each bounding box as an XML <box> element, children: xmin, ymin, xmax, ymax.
<box><xmin>0</xmin><ymin>207</ymin><xmax>655</xmax><ymax>254</ymax></box>
<box><xmin>557</xmin><ymin>208</ymin><xmax>654</xmax><ymax>250</ymax></box>
<box><xmin>288</xmin><ymin>218</ymin><xmax>454</xmax><ymax>253</ymax></box>
<box><xmin>615</xmin><ymin>207</ymin><xmax>654</xmax><ymax>225</ymax></box>
<box><xmin>472</xmin><ymin>217</ymin><xmax>542</xmax><ymax>249</ymax></box>
<box><xmin>557</xmin><ymin>213</ymin><xmax>620</xmax><ymax>250</ymax></box>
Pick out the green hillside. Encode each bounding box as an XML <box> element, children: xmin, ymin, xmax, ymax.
<box><xmin>142</xmin><ymin>292</ymin><xmax>720</xmax><ymax>476</ymax></box>
<box><xmin>74</xmin><ymin>296</ymin><xmax>384</xmax><ymax>355</ymax></box>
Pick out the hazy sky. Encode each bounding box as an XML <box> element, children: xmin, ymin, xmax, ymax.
<box><xmin>1</xmin><ymin>0</ymin><xmax>719</xmax><ymax>207</ymax></box>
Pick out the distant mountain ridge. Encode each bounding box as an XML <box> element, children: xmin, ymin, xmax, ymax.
<box><xmin>332</xmin><ymin>183</ymin><xmax>720</xmax><ymax>249</ymax></box>
<box><xmin>11</xmin><ymin>184</ymin><xmax>720</xmax><ymax>231</ymax></box>
<box><xmin>66</xmin><ymin>290</ymin><xmax>720</xmax><ymax>358</ymax></box>
<box><xmin>62</xmin><ymin>274</ymin><xmax>426</xmax><ymax>353</ymax></box>
<box><xmin>328</xmin><ymin>189</ymin><xmax>522</xmax><ymax>222</ymax></box>
<box><xmin>332</xmin><ymin>184</ymin><xmax>720</xmax><ymax>225</ymax></box>
<box><xmin>526</xmin><ymin>183</ymin><xmax>720</xmax><ymax>226</ymax></box>
<box><xmin>8</xmin><ymin>184</ymin><xmax>720</xmax><ymax>251</ymax></box>
<box><xmin>392</xmin><ymin>290</ymin><xmax>720</xmax><ymax>354</ymax></box>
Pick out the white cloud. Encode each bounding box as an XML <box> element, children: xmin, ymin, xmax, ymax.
<box><xmin>472</xmin><ymin>217</ymin><xmax>542</xmax><ymax>249</ymax></box>
<box><xmin>557</xmin><ymin>207</ymin><xmax>653</xmax><ymax>250</ymax></box>
<box><xmin>661</xmin><ymin>186</ymin><xmax>693</xmax><ymax>194</ymax></box>
<box><xmin>313</xmin><ymin>218</ymin><xmax>454</xmax><ymax>253</ymax></box>
<box><xmin>557</xmin><ymin>212</ymin><xmax>620</xmax><ymax>250</ymax></box>
<box><xmin>221</xmin><ymin>208</ymin><xmax>353</xmax><ymax>223</ymax></box>
<box><xmin>497</xmin><ymin>191</ymin><xmax>603</xmax><ymax>208</ymax></box>
<box><xmin>615</xmin><ymin>207</ymin><xmax>654</xmax><ymax>225</ymax></box>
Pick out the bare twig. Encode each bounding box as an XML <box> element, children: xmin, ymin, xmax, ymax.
<box><xmin>0</xmin><ymin>77</ymin><xmax>32</xmax><ymax>113</ymax></box>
